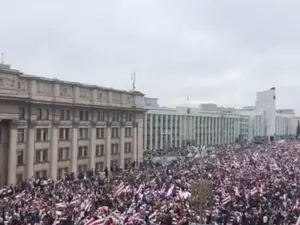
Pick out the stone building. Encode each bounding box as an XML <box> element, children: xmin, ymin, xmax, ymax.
<box><xmin>0</xmin><ymin>64</ymin><xmax>146</xmax><ymax>186</ymax></box>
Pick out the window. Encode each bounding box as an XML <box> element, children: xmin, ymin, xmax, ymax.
<box><xmin>125</xmin><ymin>113</ymin><xmax>133</xmax><ymax>122</ymax></box>
<box><xmin>59</xmin><ymin>128</ymin><xmax>70</xmax><ymax>140</ymax></box>
<box><xmin>96</xmin><ymin>162</ymin><xmax>104</xmax><ymax>171</ymax></box>
<box><xmin>35</xmin><ymin>149</ymin><xmax>48</xmax><ymax>163</ymax></box>
<box><xmin>96</xmin><ymin>128</ymin><xmax>105</xmax><ymax>139</ymax></box>
<box><xmin>17</xmin><ymin>150</ymin><xmax>24</xmax><ymax>165</ymax></box>
<box><xmin>79</xmin><ymin>128</ymin><xmax>89</xmax><ymax>139</ymax></box>
<box><xmin>125</xmin><ymin>142</ymin><xmax>132</xmax><ymax>153</ymax></box>
<box><xmin>97</xmin><ymin>111</ymin><xmax>106</xmax><ymax>121</ymax></box>
<box><xmin>79</xmin><ymin>110</ymin><xmax>89</xmax><ymax>121</ymax></box>
<box><xmin>78</xmin><ymin>165</ymin><xmax>88</xmax><ymax>172</ymax></box>
<box><xmin>112</xmin><ymin>112</ymin><xmax>120</xmax><ymax>122</ymax></box>
<box><xmin>37</xmin><ymin>108</ymin><xmax>42</xmax><ymax>120</ymax></box>
<box><xmin>17</xmin><ymin>129</ymin><xmax>25</xmax><ymax>142</ymax></box>
<box><xmin>36</xmin><ymin>128</ymin><xmax>49</xmax><ymax>141</ymax></box>
<box><xmin>37</xmin><ymin>108</ymin><xmax>49</xmax><ymax>120</ymax></box>
<box><xmin>112</xmin><ymin>128</ymin><xmax>119</xmax><ymax>138</ymax></box>
<box><xmin>78</xmin><ymin>146</ymin><xmax>88</xmax><ymax>158</ymax></box>
<box><xmin>58</xmin><ymin>148</ymin><xmax>70</xmax><ymax>161</ymax></box>
<box><xmin>35</xmin><ymin>170</ymin><xmax>47</xmax><ymax>178</ymax></box>
<box><xmin>96</xmin><ymin>145</ymin><xmax>105</xmax><ymax>156</ymax></box>
<box><xmin>58</xmin><ymin>167</ymin><xmax>69</xmax><ymax>178</ymax></box>
<box><xmin>111</xmin><ymin>144</ymin><xmax>119</xmax><ymax>155</ymax></box>
<box><xmin>43</xmin><ymin>109</ymin><xmax>49</xmax><ymax>120</ymax></box>
<box><xmin>111</xmin><ymin>160</ymin><xmax>118</xmax><ymax>167</ymax></box>
<box><xmin>125</xmin><ymin>127</ymin><xmax>132</xmax><ymax>137</ymax></box>
<box><xmin>60</xmin><ymin>109</ymin><xmax>70</xmax><ymax>120</ymax></box>
<box><xmin>19</xmin><ymin>107</ymin><xmax>25</xmax><ymax>120</ymax></box>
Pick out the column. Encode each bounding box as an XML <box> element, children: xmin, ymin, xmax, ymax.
<box><xmin>204</xmin><ymin>117</ymin><xmax>207</xmax><ymax>146</ymax></box>
<box><xmin>149</xmin><ymin>114</ymin><xmax>153</xmax><ymax>150</ymax></box>
<box><xmin>89</xmin><ymin>123</ymin><xmax>96</xmax><ymax>170</ymax></box>
<box><xmin>160</xmin><ymin>115</ymin><xmax>163</xmax><ymax>149</ymax></box>
<box><xmin>137</xmin><ymin>122</ymin><xmax>143</xmax><ymax>164</ymax></box>
<box><xmin>200</xmin><ymin>117</ymin><xmax>204</xmax><ymax>146</ymax></box>
<box><xmin>174</xmin><ymin>116</ymin><xmax>178</xmax><ymax>147</ymax></box>
<box><xmin>50</xmin><ymin>122</ymin><xmax>58</xmax><ymax>180</ymax></box>
<box><xmin>8</xmin><ymin>121</ymin><xmax>17</xmax><ymax>185</ymax></box>
<box><xmin>132</xmin><ymin>122</ymin><xmax>138</xmax><ymax>163</ymax></box>
<box><xmin>26</xmin><ymin>121</ymin><xmax>35</xmax><ymax>179</ymax></box>
<box><xmin>170</xmin><ymin>115</ymin><xmax>173</xmax><ymax>147</ymax></box>
<box><xmin>217</xmin><ymin>118</ymin><xmax>220</xmax><ymax>144</ymax></box>
<box><xmin>105</xmin><ymin>122</ymin><xmax>112</xmax><ymax>170</ymax></box>
<box><xmin>165</xmin><ymin>115</ymin><xmax>168</xmax><ymax>148</ymax></box>
<box><xmin>208</xmin><ymin>117</ymin><xmax>211</xmax><ymax>145</ymax></box>
<box><xmin>119</xmin><ymin>122</ymin><xmax>125</xmax><ymax>169</ymax></box>
<box><xmin>179</xmin><ymin>115</ymin><xmax>183</xmax><ymax>147</ymax></box>
<box><xmin>71</xmin><ymin>121</ymin><xmax>78</xmax><ymax>174</ymax></box>
<box><xmin>144</xmin><ymin>114</ymin><xmax>148</xmax><ymax>151</ymax></box>
<box><xmin>154</xmin><ymin>114</ymin><xmax>158</xmax><ymax>149</ymax></box>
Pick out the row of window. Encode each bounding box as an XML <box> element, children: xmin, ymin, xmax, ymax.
<box><xmin>19</xmin><ymin>107</ymin><xmax>133</xmax><ymax>122</ymax></box>
<box><xmin>16</xmin><ymin>142</ymin><xmax>133</xmax><ymax>165</ymax></box>
<box><xmin>16</xmin><ymin>158</ymin><xmax>133</xmax><ymax>181</ymax></box>
<box><xmin>15</xmin><ymin>127</ymin><xmax>133</xmax><ymax>143</ymax></box>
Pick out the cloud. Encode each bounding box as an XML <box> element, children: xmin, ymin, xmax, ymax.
<box><xmin>0</xmin><ymin>0</ymin><xmax>300</xmax><ymax>113</ymax></box>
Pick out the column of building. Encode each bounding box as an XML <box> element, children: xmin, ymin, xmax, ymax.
<box><xmin>27</xmin><ymin>121</ymin><xmax>35</xmax><ymax>179</ymax></box>
<box><xmin>212</xmin><ymin>117</ymin><xmax>216</xmax><ymax>145</ymax></box>
<box><xmin>105</xmin><ymin>122</ymin><xmax>112</xmax><ymax>169</ymax></box>
<box><xmin>217</xmin><ymin>117</ymin><xmax>221</xmax><ymax>144</ymax></box>
<box><xmin>193</xmin><ymin>116</ymin><xmax>196</xmax><ymax>145</ymax></box>
<box><xmin>154</xmin><ymin>114</ymin><xmax>158</xmax><ymax>149</ymax></box>
<box><xmin>196</xmin><ymin>116</ymin><xmax>200</xmax><ymax>146</ymax></box>
<box><xmin>160</xmin><ymin>115</ymin><xmax>163</xmax><ymax>149</ymax></box>
<box><xmin>132</xmin><ymin>122</ymin><xmax>138</xmax><ymax>164</ymax></box>
<box><xmin>119</xmin><ymin>121</ymin><xmax>125</xmax><ymax>169</ymax></box>
<box><xmin>149</xmin><ymin>114</ymin><xmax>153</xmax><ymax>150</ymax></box>
<box><xmin>89</xmin><ymin>122</ymin><xmax>96</xmax><ymax>170</ymax></box>
<box><xmin>143</xmin><ymin>114</ymin><xmax>148</xmax><ymax>151</ymax></box>
<box><xmin>203</xmin><ymin>117</ymin><xmax>207</xmax><ymax>146</ymax></box>
<box><xmin>179</xmin><ymin>115</ymin><xmax>183</xmax><ymax>147</ymax></box>
<box><xmin>200</xmin><ymin>117</ymin><xmax>204</xmax><ymax>147</ymax></box>
<box><xmin>50</xmin><ymin>121</ymin><xmax>58</xmax><ymax>180</ymax></box>
<box><xmin>170</xmin><ymin>115</ymin><xmax>173</xmax><ymax>147</ymax></box>
<box><xmin>8</xmin><ymin>120</ymin><xmax>17</xmax><ymax>185</ymax></box>
<box><xmin>137</xmin><ymin>121</ymin><xmax>144</xmax><ymax>164</ymax></box>
<box><xmin>165</xmin><ymin>115</ymin><xmax>168</xmax><ymax>148</ymax></box>
<box><xmin>71</xmin><ymin>121</ymin><xmax>78</xmax><ymax>174</ymax></box>
<box><xmin>174</xmin><ymin>115</ymin><xmax>178</xmax><ymax>147</ymax></box>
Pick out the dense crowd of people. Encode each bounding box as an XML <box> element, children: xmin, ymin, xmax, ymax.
<box><xmin>0</xmin><ymin>141</ymin><xmax>300</xmax><ymax>225</ymax></box>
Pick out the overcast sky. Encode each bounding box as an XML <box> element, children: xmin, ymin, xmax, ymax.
<box><xmin>1</xmin><ymin>0</ymin><xmax>300</xmax><ymax>113</ymax></box>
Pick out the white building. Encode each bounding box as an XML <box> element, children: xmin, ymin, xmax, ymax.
<box><xmin>143</xmin><ymin>88</ymin><xmax>297</xmax><ymax>150</ymax></box>
<box><xmin>143</xmin><ymin>99</ymin><xmax>247</xmax><ymax>150</ymax></box>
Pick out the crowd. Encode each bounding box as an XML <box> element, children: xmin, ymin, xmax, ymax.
<box><xmin>0</xmin><ymin>141</ymin><xmax>300</xmax><ymax>225</ymax></box>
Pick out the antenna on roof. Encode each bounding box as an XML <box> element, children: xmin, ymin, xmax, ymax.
<box><xmin>1</xmin><ymin>53</ymin><xmax>4</xmax><ymax>64</ymax></box>
<box><xmin>131</xmin><ymin>71</ymin><xmax>136</xmax><ymax>92</ymax></box>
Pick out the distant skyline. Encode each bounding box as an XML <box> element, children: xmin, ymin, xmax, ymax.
<box><xmin>1</xmin><ymin>0</ymin><xmax>300</xmax><ymax>113</ymax></box>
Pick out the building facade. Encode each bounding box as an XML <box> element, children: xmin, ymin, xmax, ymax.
<box><xmin>143</xmin><ymin>90</ymin><xmax>298</xmax><ymax>150</ymax></box>
<box><xmin>143</xmin><ymin>100</ymin><xmax>244</xmax><ymax>150</ymax></box>
<box><xmin>0</xmin><ymin>64</ymin><xmax>146</xmax><ymax>186</ymax></box>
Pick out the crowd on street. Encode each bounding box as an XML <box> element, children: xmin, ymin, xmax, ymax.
<box><xmin>1</xmin><ymin>141</ymin><xmax>300</xmax><ymax>225</ymax></box>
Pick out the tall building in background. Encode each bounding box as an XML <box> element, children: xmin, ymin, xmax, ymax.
<box><xmin>144</xmin><ymin>87</ymin><xmax>297</xmax><ymax>151</ymax></box>
<box><xmin>255</xmin><ymin>87</ymin><xmax>276</xmax><ymax>141</ymax></box>
<box><xmin>0</xmin><ymin>64</ymin><xmax>146</xmax><ymax>186</ymax></box>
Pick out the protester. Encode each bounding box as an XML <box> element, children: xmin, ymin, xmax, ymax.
<box><xmin>0</xmin><ymin>141</ymin><xmax>300</xmax><ymax>225</ymax></box>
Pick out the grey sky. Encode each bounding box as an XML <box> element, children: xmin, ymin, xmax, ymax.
<box><xmin>1</xmin><ymin>0</ymin><xmax>300</xmax><ymax>113</ymax></box>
